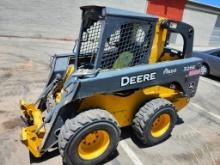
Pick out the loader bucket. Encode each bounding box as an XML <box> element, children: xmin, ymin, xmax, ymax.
<box><xmin>20</xmin><ymin>100</ymin><xmax>45</xmax><ymax>157</ymax></box>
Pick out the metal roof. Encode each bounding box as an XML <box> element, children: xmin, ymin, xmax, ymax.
<box><xmin>80</xmin><ymin>5</ymin><xmax>158</xmax><ymax>21</ymax></box>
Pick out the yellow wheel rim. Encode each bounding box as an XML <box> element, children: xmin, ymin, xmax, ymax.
<box><xmin>151</xmin><ymin>114</ymin><xmax>171</xmax><ymax>138</ymax></box>
<box><xmin>78</xmin><ymin>130</ymin><xmax>110</xmax><ymax>160</ymax></box>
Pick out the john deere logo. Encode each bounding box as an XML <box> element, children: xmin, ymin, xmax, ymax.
<box><xmin>121</xmin><ymin>72</ymin><xmax>156</xmax><ymax>87</ymax></box>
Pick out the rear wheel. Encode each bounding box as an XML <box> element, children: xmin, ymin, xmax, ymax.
<box><xmin>132</xmin><ymin>98</ymin><xmax>177</xmax><ymax>146</ymax></box>
<box><xmin>58</xmin><ymin>109</ymin><xmax>120</xmax><ymax>165</ymax></box>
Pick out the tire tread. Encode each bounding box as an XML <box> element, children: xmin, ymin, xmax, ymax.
<box><xmin>58</xmin><ymin>109</ymin><xmax>120</xmax><ymax>158</ymax></box>
<box><xmin>132</xmin><ymin>98</ymin><xmax>176</xmax><ymax>145</ymax></box>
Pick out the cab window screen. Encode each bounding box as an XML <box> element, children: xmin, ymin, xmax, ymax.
<box><xmin>101</xmin><ymin>23</ymin><xmax>153</xmax><ymax>69</ymax></box>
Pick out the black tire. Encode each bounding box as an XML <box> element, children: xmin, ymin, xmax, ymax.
<box><xmin>132</xmin><ymin>98</ymin><xmax>177</xmax><ymax>146</ymax></box>
<box><xmin>200</xmin><ymin>64</ymin><xmax>209</xmax><ymax>76</ymax></box>
<box><xmin>58</xmin><ymin>109</ymin><xmax>121</xmax><ymax>165</ymax></box>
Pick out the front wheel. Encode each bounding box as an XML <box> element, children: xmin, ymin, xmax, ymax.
<box><xmin>58</xmin><ymin>109</ymin><xmax>121</xmax><ymax>165</ymax></box>
<box><xmin>132</xmin><ymin>98</ymin><xmax>177</xmax><ymax>146</ymax></box>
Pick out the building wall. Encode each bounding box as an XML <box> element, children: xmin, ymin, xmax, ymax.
<box><xmin>146</xmin><ymin>1</ymin><xmax>220</xmax><ymax>47</ymax></box>
<box><xmin>209</xmin><ymin>16</ymin><xmax>220</xmax><ymax>46</ymax></box>
<box><xmin>146</xmin><ymin>0</ymin><xmax>186</xmax><ymax>21</ymax></box>
<box><xmin>182</xmin><ymin>3</ymin><xmax>220</xmax><ymax>46</ymax></box>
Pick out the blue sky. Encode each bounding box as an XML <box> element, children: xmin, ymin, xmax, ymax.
<box><xmin>192</xmin><ymin>0</ymin><xmax>220</xmax><ymax>8</ymax></box>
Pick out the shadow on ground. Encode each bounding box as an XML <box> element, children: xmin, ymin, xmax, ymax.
<box><xmin>207</xmin><ymin>75</ymin><xmax>220</xmax><ymax>82</ymax></box>
<box><xmin>30</xmin><ymin>149</ymin><xmax>60</xmax><ymax>164</ymax></box>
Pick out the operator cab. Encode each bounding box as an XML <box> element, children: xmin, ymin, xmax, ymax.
<box><xmin>49</xmin><ymin>6</ymin><xmax>194</xmax><ymax>85</ymax></box>
<box><xmin>73</xmin><ymin>6</ymin><xmax>194</xmax><ymax>71</ymax></box>
<box><xmin>74</xmin><ymin>6</ymin><xmax>157</xmax><ymax>70</ymax></box>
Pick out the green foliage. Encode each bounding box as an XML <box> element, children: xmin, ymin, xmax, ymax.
<box><xmin>113</xmin><ymin>51</ymin><xmax>133</xmax><ymax>69</ymax></box>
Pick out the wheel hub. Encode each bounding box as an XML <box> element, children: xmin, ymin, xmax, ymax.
<box><xmin>78</xmin><ymin>130</ymin><xmax>110</xmax><ymax>160</ymax></box>
<box><xmin>151</xmin><ymin>114</ymin><xmax>171</xmax><ymax>138</ymax></box>
<box><xmin>200</xmin><ymin>65</ymin><xmax>207</xmax><ymax>75</ymax></box>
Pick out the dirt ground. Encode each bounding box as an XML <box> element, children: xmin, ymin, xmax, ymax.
<box><xmin>0</xmin><ymin>0</ymin><xmax>220</xmax><ymax>165</ymax></box>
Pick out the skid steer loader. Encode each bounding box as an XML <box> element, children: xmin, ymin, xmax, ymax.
<box><xmin>20</xmin><ymin>6</ymin><xmax>202</xmax><ymax>165</ymax></box>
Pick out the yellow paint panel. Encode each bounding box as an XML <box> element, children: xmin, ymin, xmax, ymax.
<box><xmin>20</xmin><ymin>100</ymin><xmax>45</xmax><ymax>157</ymax></box>
<box><xmin>21</xmin><ymin>126</ymin><xmax>43</xmax><ymax>157</ymax></box>
<box><xmin>79</xmin><ymin>86</ymin><xmax>188</xmax><ymax>127</ymax></box>
<box><xmin>55</xmin><ymin>65</ymin><xmax>75</xmax><ymax>103</ymax></box>
<box><xmin>63</xmin><ymin>65</ymin><xmax>74</xmax><ymax>82</ymax></box>
<box><xmin>143</xmin><ymin>86</ymin><xmax>189</xmax><ymax>111</ymax></box>
<box><xmin>159</xmin><ymin>52</ymin><xmax>179</xmax><ymax>62</ymax></box>
<box><xmin>171</xmin><ymin>97</ymin><xmax>189</xmax><ymax>112</ymax></box>
<box><xmin>79</xmin><ymin>90</ymin><xmax>149</xmax><ymax>127</ymax></box>
<box><xmin>20</xmin><ymin>100</ymin><xmax>45</xmax><ymax>135</ymax></box>
<box><xmin>149</xmin><ymin>18</ymin><xmax>168</xmax><ymax>64</ymax></box>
